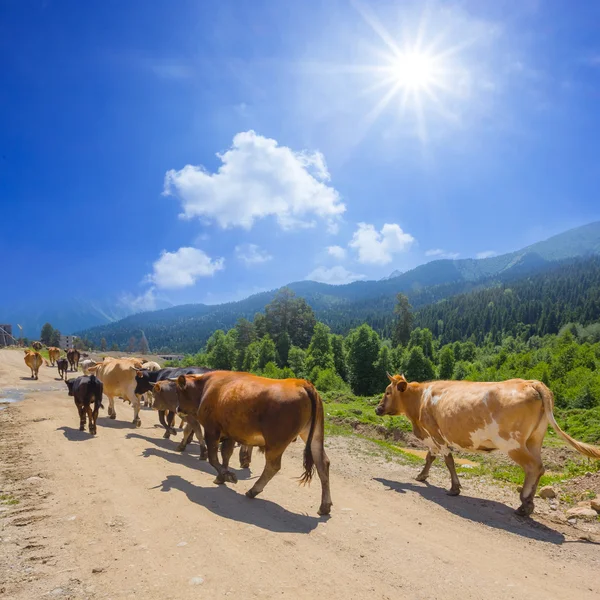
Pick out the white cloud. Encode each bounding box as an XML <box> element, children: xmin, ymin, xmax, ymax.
<box><xmin>476</xmin><ymin>250</ymin><xmax>497</xmax><ymax>259</ymax></box>
<box><xmin>148</xmin><ymin>247</ymin><xmax>224</xmax><ymax>289</ymax></box>
<box><xmin>306</xmin><ymin>266</ymin><xmax>366</xmax><ymax>285</ymax></box>
<box><xmin>163</xmin><ymin>130</ymin><xmax>345</xmax><ymax>232</ymax></box>
<box><xmin>235</xmin><ymin>243</ymin><xmax>273</xmax><ymax>266</ymax></box>
<box><xmin>327</xmin><ymin>245</ymin><xmax>346</xmax><ymax>260</ymax></box>
<box><xmin>349</xmin><ymin>223</ymin><xmax>415</xmax><ymax>265</ymax></box>
<box><xmin>118</xmin><ymin>288</ymin><xmax>157</xmax><ymax>313</ymax></box>
<box><xmin>425</xmin><ymin>249</ymin><xmax>460</xmax><ymax>260</ymax></box>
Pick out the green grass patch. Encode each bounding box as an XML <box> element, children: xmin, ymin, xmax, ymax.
<box><xmin>0</xmin><ymin>494</ymin><xmax>19</xmax><ymax>505</ymax></box>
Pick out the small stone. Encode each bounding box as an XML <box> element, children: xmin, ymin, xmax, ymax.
<box><xmin>567</xmin><ymin>518</ymin><xmax>577</xmax><ymax>525</ymax></box>
<box><xmin>189</xmin><ymin>577</ymin><xmax>204</xmax><ymax>585</ymax></box>
<box><xmin>590</xmin><ymin>499</ymin><xmax>600</xmax><ymax>513</ymax></box>
<box><xmin>92</xmin><ymin>567</ymin><xmax>104</xmax><ymax>574</ymax></box>
<box><xmin>516</xmin><ymin>486</ymin><xmax>523</xmax><ymax>493</ymax></box>
<box><xmin>26</xmin><ymin>476</ymin><xmax>43</xmax><ymax>483</ymax></box>
<box><xmin>566</xmin><ymin>506</ymin><xmax>598</xmax><ymax>520</ymax></box>
<box><xmin>538</xmin><ymin>486</ymin><xmax>556</xmax><ymax>499</ymax></box>
<box><xmin>50</xmin><ymin>588</ymin><xmax>64</xmax><ymax>596</ymax></box>
<box><xmin>177</xmin><ymin>541</ymin><xmax>188</xmax><ymax>547</ymax></box>
<box><xmin>585</xmin><ymin>472</ymin><xmax>593</xmax><ymax>478</ymax></box>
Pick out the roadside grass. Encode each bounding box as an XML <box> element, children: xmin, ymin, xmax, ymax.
<box><xmin>322</xmin><ymin>390</ymin><xmax>600</xmax><ymax>489</ymax></box>
<box><xmin>0</xmin><ymin>493</ymin><xmax>19</xmax><ymax>506</ymax></box>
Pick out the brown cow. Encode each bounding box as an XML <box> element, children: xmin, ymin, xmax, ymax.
<box><xmin>175</xmin><ymin>371</ymin><xmax>332</xmax><ymax>515</ymax></box>
<box><xmin>376</xmin><ymin>374</ymin><xmax>600</xmax><ymax>516</ymax></box>
<box><xmin>32</xmin><ymin>341</ymin><xmax>43</xmax><ymax>351</ymax></box>
<box><xmin>48</xmin><ymin>346</ymin><xmax>61</xmax><ymax>366</ymax></box>
<box><xmin>67</xmin><ymin>348</ymin><xmax>80</xmax><ymax>371</ymax></box>
<box><xmin>24</xmin><ymin>350</ymin><xmax>44</xmax><ymax>379</ymax></box>
<box><xmin>57</xmin><ymin>357</ymin><xmax>69</xmax><ymax>380</ymax></box>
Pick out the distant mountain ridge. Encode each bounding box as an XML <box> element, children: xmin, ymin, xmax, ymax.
<box><xmin>75</xmin><ymin>221</ymin><xmax>600</xmax><ymax>352</ymax></box>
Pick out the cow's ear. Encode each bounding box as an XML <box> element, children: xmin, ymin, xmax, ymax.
<box><xmin>177</xmin><ymin>374</ymin><xmax>187</xmax><ymax>390</ymax></box>
<box><xmin>397</xmin><ymin>380</ymin><xmax>408</xmax><ymax>393</ymax></box>
<box><xmin>136</xmin><ymin>370</ymin><xmax>143</xmax><ymax>378</ymax></box>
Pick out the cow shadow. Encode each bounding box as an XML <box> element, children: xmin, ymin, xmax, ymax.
<box><xmin>153</xmin><ymin>474</ymin><xmax>326</xmax><ymax>534</ymax></box>
<box><xmin>125</xmin><ymin>433</ymin><xmax>253</xmax><ymax>481</ymax></box>
<box><xmin>97</xmin><ymin>417</ymin><xmax>137</xmax><ymax>430</ymax></box>
<box><xmin>19</xmin><ymin>376</ymin><xmax>36</xmax><ymax>381</ymax></box>
<box><xmin>56</xmin><ymin>426</ymin><xmax>95</xmax><ymax>441</ymax></box>
<box><xmin>374</xmin><ymin>477</ymin><xmax>568</xmax><ymax>545</ymax></box>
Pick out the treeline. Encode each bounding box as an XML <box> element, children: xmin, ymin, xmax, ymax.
<box><xmin>164</xmin><ymin>289</ymin><xmax>600</xmax><ymax>422</ymax></box>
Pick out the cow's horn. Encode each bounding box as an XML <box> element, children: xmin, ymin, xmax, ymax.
<box><xmin>386</xmin><ymin>371</ymin><xmax>394</xmax><ymax>382</ymax></box>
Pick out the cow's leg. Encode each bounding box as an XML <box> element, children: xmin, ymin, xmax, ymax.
<box><xmin>178</xmin><ymin>418</ymin><xmax>185</xmax><ymax>429</ymax></box>
<box><xmin>166</xmin><ymin>411</ymin><xmax>178</xmax><ymax>436</ymax></box>
<box><xmin>246</xmin><ymin>447</ymin><xmax>283</xmax><ymax>499</ymax></box>
<box><xmin>416</xmin><ymin>451</ymin><xmax>437</xmax><ymax>482</ymax></box>
<box><xmin>86</xmin><ymin>404</ymin><xmax>96</xmax><ymax>435</ymax></box>
<box><xmin>220</xmin><ymin>438</ymin><xmax>235</xmax><ymax>471</ymax></box>
<box><xmin>106</xmin><ymin>395</ymin><xmax>116</xmax><ymax>419</ymax></box>
<box><xmin>189</xmin><ymin>419</ymin><xmax>207</xmax><ymax>460</ymax></box>
<box><xmin>205</xmin><ymin>429</ymin><xmax>237</xmax><ymax>485</ymax></box>
<box><xmin>239</xmin><ymin>445</ymin><xmax>253</xmax><ymax>469</ymax></box>
<box><xmin>443</xmin><ymin>453</ymin><xmax>461</xmax><ymax>496</ymax></box>
<box><xmin>158</xmin><ymin>410</ymin><xmax>172</xmax><ymax>439</ymax></box>
<box><xmin>131</xmin><ymin>395</ymin><xmax>141</xmax><ymax>428</ymax></box>
<box><xmin>311</xmin><ymin>438</ymin><xmax>332</xmax><ymax>516</ymax></box>
<box><xmin>77</xmin><ymin>403</ymin><xmax>86</xmax><ymax>431</ymax></box>
<box><xmin>90</xmin><ymin>405</ymin><xmax>99</xmax><ymax>436</ymax></box>
<box><xmin>511</xmin><ymin>445</ymin><xmax>545</xmax><ymax>517</ymax></box>
<box><xmin>176</xmin><ymin>423</ymin><xmax>194</xmax><ymax>452</ymax></box>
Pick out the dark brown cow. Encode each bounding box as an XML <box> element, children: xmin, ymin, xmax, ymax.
<box><xmin>57</xmin><ymin>357</ymin><xmax>69</xmax><ymax>380</ymax></box>
<box><xmin>67</xmin><ymin>348</ymin><xmax>80</xmax><ymax>371</ymax></box>
<box><xmin>175</xmin><ymin>371</ymin><xmax>332</xmax><ymax>515</ymax></box>
<box><xmin>65</xmin><ymin>375</ymin><xmax>104</xmax><ymax>435</ymax></box>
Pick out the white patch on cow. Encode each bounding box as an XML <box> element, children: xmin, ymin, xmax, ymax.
<box><xmin>422</xmin><ymin>386</ymin><xmax>433</xmax><ymax>404</ymax></box>
<box><xmin>468</xmin><ymin>419</ymin><xmax>521</xmax><ymax>453</ymax></box>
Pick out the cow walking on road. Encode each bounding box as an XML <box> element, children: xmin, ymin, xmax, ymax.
<box><xmin>175</xmin><ymin>371</ymin><xmax>332</xmax><ymax>516</ymax></box>
<box><xmin>24</xmin><ymin>350</ymin><xmax>44</xmax><ymax>379</ymax></box>
<box><xmin>65</xmin><ymin>375</ymin><xmax>104</xmax><ymax>435</ymax></box>
<box><xmin>376</xmin><ymin>374</ymin><xmax>600</xmax><ymax>516</ymax></box>
<box><xmin>57</xmin><ymin>357</ymin><xmax>69</xmax><ymax>380</ymax></box>
<box><xmin>67</xmin><ymin>348</ymin><xmax>80</xmax><ymax>371</ymax></box>
<box><xmin>48</xmin><ymin>347</ymin><xmax>61</xmax><ymax>366</ymax></box>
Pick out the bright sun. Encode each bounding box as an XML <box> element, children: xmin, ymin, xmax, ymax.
<box><xmin>390</xmin><ymin>52</ymin><xmax>437</xmax><ymax>90</ymax></box>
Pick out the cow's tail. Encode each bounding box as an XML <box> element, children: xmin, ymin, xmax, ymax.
<box><xmin>298</xmin><ymin>383</ymin><xmax>320</xmax><ymax>486</ymax></box>
<box><xmin>534</xmin><ymin>382</ymin><xmax>600</xmax><ymax>459</ymax></box>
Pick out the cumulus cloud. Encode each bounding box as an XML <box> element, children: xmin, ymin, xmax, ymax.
<box><xmin>163</xmin><ymin>130</ymin><xmax>345</xmax><ymax>232</ymax></box>
<box><xmin>118</xmin><ymin>288</ymin><xmax>157</xmax><ymax>313</ymax></box>
<box><xmin>148</xmin><ymin>247</ymin><xmax>224</xmax><ymax>289</ymax></box>
<box><xmin>476</xmin><ymin>250</ymin><xmax>497</xmax><ymax>259</ymax></box>
<box><xmin>306</xmin><ymin>266</ymin><xmax>366</xmax><ymax>285</ymax></box>
<box><xmin>349</xmin><ymin>223</ymin><xmax>415</xmax><ymax>265</ymax></box>
<box><xmin>235</xmin><ymin>243</ymin><xmax>273</xmax><ymax>266</ymax></box>
<box><xmin>425</xmin><ymin>249</ymin><xmax>460</xmax><ymax>260</ymax></box>
<box><xmin>327</xmin><ymin>245</ymin><xmax>347</xmax><ymax>260</ymax></box>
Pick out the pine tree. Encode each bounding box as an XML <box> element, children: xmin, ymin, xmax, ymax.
<box><xmin>257</xmin><ymin>335</ymin><xmax>277</xmax><ymax>370</ymax></box>
<box><xmin>100</xmin><ymin>338</ymin><xmax>107</xmax><ymax>352</ymax></box>
<box><xmin>49</xmin><ymin>329</ymin><xmax>61</xmax><ymax>348</ymax></box>
<box><xmin>392</xmin><ymin>293</ymin><xmax>414</xmax><ymax>347</ymax></box>
<box><xmin>438</xmin><ymin>345</ymin><xmax>455</xmax><ymax>380</ymax></box>
<box><xmin>276</xmin><ymin>331</ymin><xmax>292</xmax><ymax>367</ymax></box>
<box><xmin>331</xmin><ymin>334</ymin><xmax>348</xmax><ymax>381</ymax></box>
<box><xmin>405</xmin><ymin>347</ymin><xmax>435</xmax><ymax>382</ymax></box>
<box><xmin>40</xmin><ymin>323</ymin><xmax>54</xmax><ymax>346</ymax></box>
<box><xmin>305</xmin><ymin>323</ymin><xmax>334</xmax><ymax>376</ymax></box>
<box><xmin>374</xmin><ymin>345</ymin><xmax>393</xmax><ymax>392</ymax></box>
<box><xmin>346</xmin><ymin>324</ymin><xmax>382</xmax><ymax>396</ymax></box>
<box><xmin>288</xmin><ymin>346</ymin><xmax>307</xmax><ymax>379</ymax></box>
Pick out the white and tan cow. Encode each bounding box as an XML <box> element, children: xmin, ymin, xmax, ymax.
<box><xmin>88</xmin><ymin>358</ymin><xmax>144</xmax><ymax>427</ymax></box>
<box><xmin>376</xmin><ymin>374</ymin><xmax>600</xmax><ymax>516</ymax></box>
<box><xmin>80</xmin><ymin>359</ymin><xmax>100</xmax><ymax>375</ymax></box>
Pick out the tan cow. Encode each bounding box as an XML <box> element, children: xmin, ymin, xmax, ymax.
<box><xmin>141</xmin><ymin>361</ymin><xmax>161</xmax><ymax>407</ymax></box>
<box><xmin>376</xmin><ymin>374</ymin><xmax>600</xmax><ymax>516</ymax></box>
<box><xmin>88</xmin><ymin>358</ymin><xmax>145</xmax><ymax>427</ymax></box>
<box><xmin>24</xmin><ymin>350</ymin><xmax>44</xmax><ymax>379</ymax></box>
<box><xmin>48</xmin><ymin>346</ymin><xmax>61</xmax><ymax>366</ymax></box>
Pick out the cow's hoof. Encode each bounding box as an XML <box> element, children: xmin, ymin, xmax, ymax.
<box><xmin>214</xmin><ymin>475</ymin><xmax>226</xmax><ymax>485</ymax></box>
<box><xmin>446</xmin><ymin>487</ymin><xmax>461</xmax><ymax>497</ymax></box>
<box><xmin>109</xmin><ymin>413</ymin><xmax>116</xmax><ymax>420</ymax></box>
<box><xmin>240</xmin><ymin>462</ymin><xmax>250</xmax><ymax>469</ymax></box>
<box><xmin>169</xmin><ymin>428</ymin><xmax>178</xmax><ymax>436</ymax></box>
<box><xmin>245</xmin><ymin>489</ymin><xmax>259</xmax><ymax>499</ymax></box>
<box><xmin>199</xmin><ymin>453</ymin><xmax>208</xmax><ymax>461</ymax></box>
<box><xmin>415</xmin><ymin>473</ymin><xmax>428</xmax><ymax>482</ymax></box>
<box><xmin>79</xmin><ymin>426</ymin><xmax>85</xmax><ymax>431</ymax></box>
<box><xmin>162</xmin><ymin>431</ymin><xmax>170</xmax><ymax>439</ymax></box>
<box><xmin>135</xmin><ymin>419</ymin><xmax>141</xmax><ymax>428</ymax></box>
<box><xmin>318</xmin><ymin>503</ymin><xmax>332</xmax><ymax>516</ymax></box>
<box><xmin>515</xmin><ymin>504</ymin><xmax>534</xmax><ymax>517</ymax></box>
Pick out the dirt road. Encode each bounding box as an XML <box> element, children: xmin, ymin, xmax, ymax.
<box><xmin>1</xmin><ymin>348</ymin><xmax>599</xmax><ymax>599</ymax></box>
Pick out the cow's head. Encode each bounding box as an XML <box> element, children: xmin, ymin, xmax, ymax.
<box><xmin>375</xmin><ymin>373</ymin><xmax>408</xmax><ymax>416</ymax></box>
<box><xmin>175</xmin><ymin>374</ymin><xmax>205</xmax><ymax>418</ymax></box>
<box><xmin>134</xmin><ymin>370</ymin><xmax>152</xmax><ymax>395</ymax></box>
<box><xmin>65</xmin><ymin>378</ymin><xmax>75</xmax><ymax>396</ymax></box>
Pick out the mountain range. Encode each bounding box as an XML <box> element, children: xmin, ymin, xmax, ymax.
<box><xmin>69</xmin><ymin>221</ymin><xmax>600</xmax><ymax>353</ymax></box>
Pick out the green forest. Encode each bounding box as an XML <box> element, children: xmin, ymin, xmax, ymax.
<box><xmin>161</xmin><ymin>287</ymin><xmax>600</xmax><ymax>444</ymax></box>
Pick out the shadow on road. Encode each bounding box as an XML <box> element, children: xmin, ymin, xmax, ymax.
<box><xmin>56</xmin><ymin>426</ymin><xmax>94</xmax><ymax>441</ymax></box>
<box><xmin>125</xmin><ymin>433</ymin><xmax>254</xmax><ymax>480</ymax></box>
<box><xmin>97</xmin><ymin>416</ymin><xmax>137</xmax><ymax>429</ymax></box>
<box><xmin>153</xmin><ymin>474</ymin><xmax>327</xmax><ymax>534</ymax></box>
<box><xmin>374</xmin><ymin>477</ymin><xmax>568</xmax><ymax>545</ymax></box>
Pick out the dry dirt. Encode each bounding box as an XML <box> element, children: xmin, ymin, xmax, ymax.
<box><xmin>1</xmin><ymin>348</ymin><xmax>599</xmax><ymax>600</ymax></box>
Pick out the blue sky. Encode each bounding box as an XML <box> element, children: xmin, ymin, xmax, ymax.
<box><xmin>2</xmin><ymin>0</ymin><xmax>600</xmax><ymax>312</ymax></box>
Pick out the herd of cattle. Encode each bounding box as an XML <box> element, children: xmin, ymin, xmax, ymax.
<box><xmin>19</xmin><ymin>346</ymin><xmax>600</xmax><ymax>517</ymax></box>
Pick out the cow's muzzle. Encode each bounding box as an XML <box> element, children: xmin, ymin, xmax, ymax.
<box><xmin>375</xmin><ymin>405</ymin><xmax>385</xmax><ymax>416</ymax></box>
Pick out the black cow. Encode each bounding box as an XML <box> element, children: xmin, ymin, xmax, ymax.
<box><xmin>135</xmin><ymin>367</ymin><xmax>213</xmax><ymax>437</ymax></box>
<box><xmin>65</xmin><ymin>375</ymin><xmax>104</xmax><ymax>435</ymax></box>
<box><xmin>57</xmin><ymin>357</ymin><xmax>69</xmax><ymax>380</ymax></box>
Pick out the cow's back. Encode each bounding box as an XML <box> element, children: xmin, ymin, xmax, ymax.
<box><xmin>417</xmin><ymin>379</ymin><xmax>544</xmax><ymax>452</ymax></box>
<box><xmin>94</xmin><ymin>360</ymin><xmax>137</xmax><ymax>395</ymax></box>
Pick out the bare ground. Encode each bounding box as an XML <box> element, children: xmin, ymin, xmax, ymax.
<box><xmin>1</xmin><ymin>348</ymin><xmax>599</xmax><ymax>600</ymax></box>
